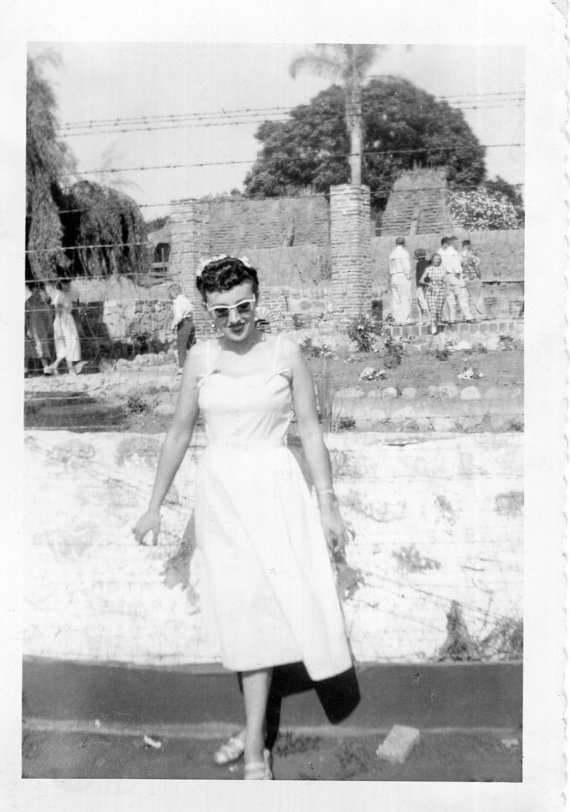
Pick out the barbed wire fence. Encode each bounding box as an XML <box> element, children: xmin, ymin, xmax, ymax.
<box><xmin>24</xmin><ymin>426</ymin><xmax>523</xmax><ymax>666</ymax></box>
<box><xmin>24</xmin><ymin>108</ymin><xmax>524</xmax><ymax>666</ymax></box>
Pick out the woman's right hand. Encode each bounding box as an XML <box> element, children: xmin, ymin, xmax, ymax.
<box><xmin>132</xmin><ymin>509</ymin><xmax>161</xmax><ymax>546</ymax></box>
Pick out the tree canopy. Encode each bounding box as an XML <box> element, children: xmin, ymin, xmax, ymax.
<box><xmin>26</xmin><ymin>56</ymin><xmax>75</xmax><ymax>279</ymax></box>
<box><xmin>244</xmin><ymin>77</ymin><xmax>488</xmax><ymax>212</ymax></box>
<box><xmin>290</xmin><ymin>45</ymin><xmax>382</xmax><ymax>185</ymax></box>
<box><xmin>61</xmin><ymin>181</ymin><xmax>149</xmax><ymax>277</ymax></box>
<box><xmin>26</xmin><ymin>55</ymin><xmax>148</xmax><ymax>281</ymax></box>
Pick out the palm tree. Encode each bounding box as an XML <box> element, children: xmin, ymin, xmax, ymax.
<box><xmin>289</xmin><ymin>44</ymin><xmax>381</xmax><ymax>186</ymax></box>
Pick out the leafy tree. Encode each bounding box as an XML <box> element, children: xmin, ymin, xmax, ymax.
<box><xmin>61</xmin><ymin>181</ymin><xmax>149</xmax><ymax>277</ymax></box>
<box><xmin>290</xmin><ymin>44</ymin><xmax>381</xmax><ymax>185</ymax></box>
<box><xmin>449</xmin><ymin>187</ymin><xmax>521</xmax><ymax>230</ymax></box>
<box><xmin>244</xmin><ymin>77</ymin><xmax>487</xmax><ymax>212</ymax></box>
<box><xmin>26</xmin><ymin>55</ymin><xmax>75</xmax><ymax>279</ymax></box>
<box><xmin>26</xmin><ymin>54</ymin><xmax>149</xmax><ymax>281</ymax></box>
<box><xmin>483</xmin><ymin>175</ymin><xmax>524</xmax><ymax>225</ymax></box>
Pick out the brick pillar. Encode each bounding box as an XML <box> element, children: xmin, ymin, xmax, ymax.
<box><xmin>329</xmin><ymin>184</ymin><xmax>372</xmax><ymax>325</ymax></box>
<box><xmin>168</xmin><ymin>200</ymin><xmax>211</xmax><ymax>339</ymax></box>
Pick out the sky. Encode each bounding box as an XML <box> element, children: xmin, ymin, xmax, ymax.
<box><xmin>28</xmin><ymin>42</ymin><xmax>525</xmax><ymax>221</ymax></box>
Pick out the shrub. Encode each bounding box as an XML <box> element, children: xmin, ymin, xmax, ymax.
<box><xmin>498</xmin><ymin>333</ymin><xmax>516</xmax><ymax>351</ymax></box>
<box><xmin>126</xmin><ymin>394</ymin><xmax>152</xmax><ymax>414</ymax></box>
<box><xmin>300</xmin><ymin>337</ymin><xmax>335</xmax><ymax>359</ymax></box>
<box><xmin>347</xmin><ymin>313</ymin><xmax>384</xmax><ymax>353</ymax></box>
<box><xmin>449</xmin><ymin>187</ymin><xmax>521</xmax><ymax>230</ymax></box>
<box><xmin>337</xmin><ymin>417</ymin><xmax>356</xmax><ymax>430</ymax></box>
<box><xmin>383</xmin><ymin>333</ymin><xmax>404</xmax><ymax>368</ymax></box>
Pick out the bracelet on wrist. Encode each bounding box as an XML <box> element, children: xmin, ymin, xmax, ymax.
<box><xmin>316</xmin><ymin>488</ymin><xmax>337</xmax><ymax>501</ymax></box>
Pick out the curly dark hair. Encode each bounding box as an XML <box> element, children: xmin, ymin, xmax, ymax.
<box><xmin>196</xmin><ymin>256</ymin><xmax>259</xmax><ymax>300</ymax></box>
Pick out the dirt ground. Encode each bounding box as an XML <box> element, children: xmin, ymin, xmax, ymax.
<box><xmin>24</xmin><ymin>346</ymin><xmax>523</xmax><ymax>434</ymax></box>
<box><xmin>22</xmin><ymin>727</ymin><xmax>522</xmax><ymax>782</ymax></box>
<box><xmin>308</xmin><ymin>346</ymin><xmax>523</xmax><ymax>394</ymax></box>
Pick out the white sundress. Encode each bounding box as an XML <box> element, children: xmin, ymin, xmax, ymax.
<box><xmin>194</xmin><ymin>336</ymin><xmax>352</xmax><ymax>681</ymax></box>
<box><xmin>53</xmin><ymin>291</ymin><xmax>81</xmax><ymax>362</ymax></box>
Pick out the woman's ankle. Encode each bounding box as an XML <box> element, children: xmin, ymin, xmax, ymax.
<box><xmin>243</xmin><ymin>732</ymin><xmax>265</xmax><ymax>763</ymax></box>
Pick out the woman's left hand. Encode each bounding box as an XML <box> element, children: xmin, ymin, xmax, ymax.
<box><xmin>319</xmin><ymin>502</ymin><xmax>353</xmax><ymax>564</ymax></box>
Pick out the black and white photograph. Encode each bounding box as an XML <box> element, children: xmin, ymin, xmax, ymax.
<box><xmin>2</xmin><ymin>0</ymin><xmax>566</xmax><ymax>809</ymax></box>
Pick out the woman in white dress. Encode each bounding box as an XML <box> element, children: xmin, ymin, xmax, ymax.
<box><xmin>45</xmin><ymin>280</ymin><xmax>85</xmax><ymax>375</ymax></box>
<box><xmin>133</xmin><ymin>256</ymin><xmax>353</xmax><ymax>780</ymax></box>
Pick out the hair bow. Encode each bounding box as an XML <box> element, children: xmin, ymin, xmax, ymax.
<box><xmin>196</xmin><ymin>254</ymin><xmax>255</xmax><ymax>277</ymax></box>
<box><xmin>196</xmin><ymin>254</ymin><xmax>228</xmax><ymax>278</ymax></box>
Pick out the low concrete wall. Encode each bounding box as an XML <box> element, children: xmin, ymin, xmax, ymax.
<box><xmin>24</xmin><ymin>431</ymin><xmax>522</xmax><ymax>668</ymax></box>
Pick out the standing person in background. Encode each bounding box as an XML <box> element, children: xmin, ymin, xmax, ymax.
<box><xmin>169</xmin><ymin>283</ymin><xmax>196</xmax><ymax>373</ymax></box>
<box><xmin>439</xmin><ymin>236</ymin><xmax>473</xmax><ymax>324</ymax></box>
<box><xmin>413</xmin><ymin>248</ymin><xmax>430</xmax><ymax>324</ymax></box>
<box><xmin>25</xmin><ymin>281</ymin><xmax>53</xmax><ymax>374</ymax></box>
<box><xmin>419</xmin><ymin>253</ymin><xmax>448</xmax><ymax>335</ymax></box>
<box><xmin>389</xmin><ymin>237</ymin><xmax>412</xmax><ymax>325</ymax></box>
<box><xmin>460</xmin><ymin>240</ymin><xmax>485</xmax><ymax>321</ymax></box>
<box><xmin>44</xmin><ymin>279</ymin><xmax>85</xmax><ymax>376</ymax></box>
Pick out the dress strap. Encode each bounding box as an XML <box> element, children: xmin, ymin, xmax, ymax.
<box><xmin>266</xmin><ymin>333</ymin><xmax>290</xmax><ymax>382</ymax></box>
<box><xmin>197</xmin><ymin>338</ymin><xmax>222</xmax><ymax>388</ymax></box>
<box><xmin>272</xmin><ymin>334</ymin><xmax>281</xmax><ymax>368</ymax></box>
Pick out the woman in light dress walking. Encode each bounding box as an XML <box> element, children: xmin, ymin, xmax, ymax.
<box><xmin>133</xmin><ymin>256</ymin><xmax>353</xmax><ymax>780</ymax></box>
<box><xmin>45</xmin><ymin>279</ymin><xmax>85</xmax><ymax>375</ymax></box>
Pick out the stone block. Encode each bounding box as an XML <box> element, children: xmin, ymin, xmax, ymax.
<box><xmin>460</xmin><ymin>386</ymin><xmax>481</xmax><ymax>400</ymax></box>
<box><xmin>376</xmin><ymin>725</ymin><xmax>420</xmax><ymax>765</ymax></box>
<box><xmin>433</xmin><ymin>417</ymin><xmax>455</xmax><ymax>432</ymax></box>
<box><xmin>489</xmin><ymin>413</ymin><xmax>511</xmax><ymax>431</ymax></box>
<box><xmin>456</xmin><ymin>340</ymin><xmax>472</xmax><ymax>352</ymax></box>
<box><xmin>416</xmin><ymin>418</ymin><xmax>433</xmax><ymax>432</ymax></box>
<box><xmin>483</xmin><ymin>386</ymin><xmax>501</xmax><ymax>400</ymax></box>
<box><xmin>391</xmin><ymin>406</ymin><xmax>416</xmax><ymax>422</ymax></box>
<box><xmin>401</xmin><ymin>387</ymin><xmax>417</xmax><ymax>399</ymax></box>
<box><xmin>485</xmin><ymin>335</ymin><xmax>500</xmax><ymax>352</ymax></box>
<box><xmin>459</xmin><ymin>399</ymin><xmax>486</xmax><ymax>417</ymax></box>
<box><xmin>456</xmin><ymin>416</ymin><xmax>482</xmax><ymax>431</ymax></box>
<box><xmin>365</xmin><ymin>405</ymin><xmax>389</xmax><ymax>423</ymax></box>
<box><xmin>336</xmin><ymin>387</ymin><xmax>365</xmax><ymax>400</ymax></box>
<box><xmin>380</xmin><ymin>387</ymin><xmax>398</xmax><ymax>399</ymax></box>
<box><xmin>437</xmin><ymin>383</ymin><xmax>459</xmax><ymax>399</ymax></box>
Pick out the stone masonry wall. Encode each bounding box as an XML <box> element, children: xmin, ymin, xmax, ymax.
<box><xmin>208</xmin><ymin>195</ymin><xmax>330</xmax><ymax>253</ymax></box>
<box><xmin>379</xmin><ymin>169</ymin><xmax>454</xmax><ymax>236</ymax></box>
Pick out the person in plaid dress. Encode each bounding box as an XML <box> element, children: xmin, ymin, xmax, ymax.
<box><xmin>419</xmin><ymin>253</ymin><xmax>448</xmax><ymax>334</ymax></box>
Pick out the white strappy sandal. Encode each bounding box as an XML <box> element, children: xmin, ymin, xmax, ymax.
<box><xmin>213</xmin><ymin>734</ymin><xmax>246</xmax><ymax>766</ymax></box>
<box><xmin>244</xmin><ymin>749</ymin><xmax>274</xmax><ymax>780</ymax></box>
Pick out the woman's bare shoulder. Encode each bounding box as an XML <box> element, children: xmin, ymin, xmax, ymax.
<box><xmin>275</xmin><ymin>334</ymin><xmax>302</xmax><ymax>359</ymax></box>
<box><xmin>185</xmin><ymin>338</ymin><xmax>217</xmax><ymax>376</ymax></box>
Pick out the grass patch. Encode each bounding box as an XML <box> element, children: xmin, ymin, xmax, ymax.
<box><xmin>274</xmin><ymin>731</ymin><xmax>322</xmax><ymax>757</ymax></box>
